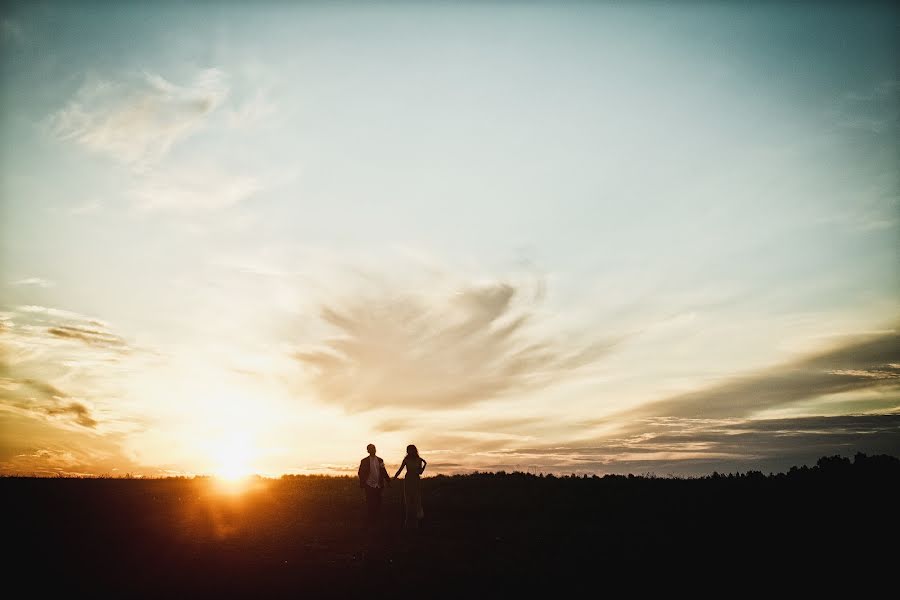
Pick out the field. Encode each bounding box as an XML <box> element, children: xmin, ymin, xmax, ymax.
<box><xmin>5</xmin><ymin>454</ymin><xmax>899</xmax><ymax>597</ymax></box>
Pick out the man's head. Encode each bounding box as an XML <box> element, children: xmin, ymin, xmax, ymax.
<box><xmin>367</xmin><ymin>444</ymin><xmax>376</xmax><ymax>456</ymax></box>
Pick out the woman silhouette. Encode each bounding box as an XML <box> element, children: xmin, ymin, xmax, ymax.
<box><xmin>394</xmin><ymin>444</ymin><xmax>427</xmax><ymax>529</ymax></box>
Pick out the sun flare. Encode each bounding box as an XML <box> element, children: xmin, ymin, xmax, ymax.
<box><xmin>210</xmin><ymin>435</ymin><xmax>256</xmax><ymax>482</ymax></box>
<box><xmin>215</xmin><ymin>462</ymin><xmax>251</xmax><ymax>482</ymax></box>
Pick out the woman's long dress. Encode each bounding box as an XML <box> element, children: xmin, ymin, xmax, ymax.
<box><xmin>402</xmin><ymin>458</ymin><xmax>424</xmax><ymax>528</ymax></box>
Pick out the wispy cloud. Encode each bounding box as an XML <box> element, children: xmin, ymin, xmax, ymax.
<box><xmin>46</xmin><ymin>325</ymin><xmax>128</xmax><ymax>350</ymax></box>
<box><xmin>130</xmin><ymin>163</ymin><xmax>262</xmax><ymax>213</ymax></box>
<box><xmin>294</xmin><ymin>275</ymin><xmax>613</xmax><ymax>412</ymax></box>
<box><xmin>226</xmin><ymin>89</ymin><xmax>276</xmax><ymax>128</ymax></box>
<box><xmin>377</xmin><ymin>415</ymin><xmax>543</xmax><ymax>435</ymax></box>
<box><xmin>69</xmin><ymin>199</ymin><xmax>102</xmax><ymax>216</ymax></box>
<box><xmin>396</xmin><ymin>330</ymin><xmax>900</xmax><ymax>475</ymax></box>
<box><xmin>0</xmin><ymin>305</ymin><xmax>142</xmax><ymax>431</ymax></box>
<box><xmin>16</xmin><ymin>305</ymin><xmax>110</xmax><ymax>331</ymax></box>
<box><xmin>49</xmin><ymin>68</ymin><xmax>228</xmax><ymax>167</ymax></box>
<box><xmin>448</xmin><ymin>414</ymin><xmax>900</xmax><ymax>475</ymax></box>
<box><xmin>828</xmin><ymin>369</ymin><xmax>900</xmax><ymax>380</ymax></box>
<box><xmin>621</xmin><ymin>329</ymin><xmax>900</xmax><ymax>420</ymax></box>
<box><xmin>0</xmin><ymin>374</ymin><xmax>99</xmax><ymax>429</ymax></box>
<box><xmin>0</xmin><ymin>411</ymin><xmax>144</xmax><ymax>476</ymax></box>
<box><xmin>44</xmin><ymin>401</ymin><xmax>98</xmax><ymax>428</ymax></box>
<box><xmin>10</xmin><ymin>278</ymin><xmax>54</xmax><ymax>288</ymax></box>
<box><xmin>46</xmin><ymin>68</ymin><xmax>280</xmax><ymax>215</ymax></box>
<box><xmin>476</xmin><ymin>332</ymin><xmax>900</xmax><ymax>473</ymax></box>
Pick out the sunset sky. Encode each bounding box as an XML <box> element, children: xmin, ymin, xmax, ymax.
<box><xmin>2</xmin><ymin>2</ymin><xmax>898</xmax><ymax>477</ymax></box>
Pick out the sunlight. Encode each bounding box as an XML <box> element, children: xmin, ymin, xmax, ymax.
<box><xmin>215</xmin><ymin>462</ymin><xmax>251</xmax><ymax>482</ymax></box>
<box><xmin>213</xmin><ymin>474</ymin><xmax>250</xmax><ymax>495</ymax></box>
<box><xmin>210</xmin><ymin>433</ymin><xmax>256</xmax><ymax>487</ymax></box>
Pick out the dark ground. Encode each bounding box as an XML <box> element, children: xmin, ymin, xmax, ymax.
<box><xmin>4</xmin><ymin>453</ymin><xmax>899</xmax><ymax>597</ymax></box>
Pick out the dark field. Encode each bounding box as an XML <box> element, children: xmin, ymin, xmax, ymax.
<box><xmin>5</xmin><ymin>454</ymin><xmax>899</xmax><ymax>597</ymax></box>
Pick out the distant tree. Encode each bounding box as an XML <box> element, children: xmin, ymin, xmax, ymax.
<box><xmin>852</xmin><ymin>452</ymin><xmax>900</xmax><ymax>475</ymax></box>
<box><xmin>816</xmin><ymin>455</ymin><xmax>851</xmax><ymax>472</ymax></box>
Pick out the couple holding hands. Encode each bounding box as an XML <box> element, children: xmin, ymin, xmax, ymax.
<box><xmin>358</xmin><ymin>443</ymin><xmax>426</xmax><ymax>529</ymax></box>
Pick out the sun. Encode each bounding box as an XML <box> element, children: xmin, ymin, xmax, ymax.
<box><xmin>210</xmin><ymin>436</ymin><xmax>255</xmax><ymax>482</ymax></box>
<box><xmin>215</xmin><ymin>461</ymin><xmax>251</xmax><ymax>482</ymax></box>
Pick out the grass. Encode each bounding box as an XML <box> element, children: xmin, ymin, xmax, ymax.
<box><xmin>4</xmin><ymin>454</ymin><xmax>898</xmax><ymax>597</ymax></box>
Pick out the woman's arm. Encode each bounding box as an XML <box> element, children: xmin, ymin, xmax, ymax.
<box><xmin>394</xmin><ymin>458</ymin><xmax>406</xmax><ymax>479</ymax></box>
<box><xmin>421</xmin><ymin>458</ymin><xmax>427</xmax><ymax>473</ymax></box>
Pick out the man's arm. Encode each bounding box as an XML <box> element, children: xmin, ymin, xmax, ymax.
<box><xmin>358</xmin><ymin>459</ymin><xmax>365</xmax><ymax>488</ymax></box>
<box><xmin>380</xmin><ymin>460</ymin><xmax>391</xmax><ymax>487</ymax></box>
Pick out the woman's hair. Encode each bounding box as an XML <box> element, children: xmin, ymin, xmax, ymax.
<box><xmin>406</xmin><ymin>444</ymin><xmax>419</xmax><ymax>458</ymax></box>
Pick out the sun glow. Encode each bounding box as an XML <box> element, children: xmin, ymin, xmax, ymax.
<box><xmin>215</xmin><ymin>461</ymin><xmax>251</xmax><ymax>482</ymax></box>
<box><xmin>210</xmin><ymin>434</ymin><xmax>256</xmax><ymax>483</ymax></box>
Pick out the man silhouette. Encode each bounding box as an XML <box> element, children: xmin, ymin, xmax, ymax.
<box><xmin>358</xmin><ymin>444</ymin><xmax>391</xmax><ymax>526</ymax></box>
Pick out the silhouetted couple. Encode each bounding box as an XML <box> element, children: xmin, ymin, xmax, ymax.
<box><xmin>358</xmin><ymin>443</ymin><xmax>427</xmax><ymax>529</ymax></box>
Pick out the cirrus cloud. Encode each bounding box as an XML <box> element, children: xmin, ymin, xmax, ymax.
<box><xmin>49</xmin><ymin>68</ymin><xmax>228</xmax><ymax>167</ymax></box>
<box><xmin>0</xmin><ymin>304</ymin><xmax>142</xmax><ymax>431</ymax></box>
<box><xmin>130</xmin><ymin>163</ymin><xmax>262</xmax><ymax>213</ymax></box>
<box><xmin>294</xmin><ymin>275</ymin><xmax>614</xmax><ymax>412</ymax></box>
<box><xmin>10</xmin><ymin>277</ymin><xmax>54</xmax><ymax>288</ymax></box>
<box><xmin>621</xmin><ymin>329</ymin><xmax>900</xmax><ymax>420</ymax></box>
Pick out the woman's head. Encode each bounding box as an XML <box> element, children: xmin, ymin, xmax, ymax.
<box><xmin>406</xmin><ymin>444</ymin><xmax>419</xmax><ymax>458</ymax></box>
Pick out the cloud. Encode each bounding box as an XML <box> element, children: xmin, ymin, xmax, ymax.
<box><xmin>226</xmin><ymin>90</ymin><xmax>276</xmax><ymax>128</ymax></box>
<box><xmin>828</xmin><ymin>369</ymin><xmax>900</xmax><ymax>380</ymax></box>
<box><xmin>13</xmin><ymin>305</ymin><xmax>126</xmax><ymax>352</ymax></box>
<box><xmin>391</xmin><ymin>330</ymin><xmax>900</xmax><ymax>475</ymax></box>
<box><xmin>70</xmin><ymin>200</ymin><xmax>102</xmax><ymax>216</ymax></box>
<box><xmin>10</xmin><ymin>278</ymin><xmax>54</xmax><ymax>288</ymax></box>
<box><xmin>475</xmin><ymin>414</ymin><xmax>900</xmax><ymax>475</ymax></box>
<box><xmin>44</xmin><ymin>401</ymin><xmax>98</xmax><ymax>428</ymax></box>
<box><xmin>0</xmin><ymin>411</ymin><xmax>144</xmax><ymax>476</ymax></box>
<box><xmin>49</xmin><ymin>68</ymin><xmax>228</xmax><ymax>166</ymax></box>
<box><xmin>377</xmin><ymin>415</ymin><xmax>543</xmax><ymax>434</ymax></box>
<box><xmin>622</xmin><ymin>330</ymin><xmax>900</xmax><ymax>420</ymax></box>
<box><xmin>0</xmin><ymin>375</ymin><xmax>99</xmax><ymax>429</ymax></box>
<box><xmin>47</xmin><ymin>69</ymin><xmax>276</xmax><ymax>214</ymax></box>
<box><xmin>17</xmin><ymin>305</ymin><xmax>106</xmax><ymax>325</ymax></box>
<box><xmin>46</xmin><ymin>325</ymin><xmax>128</xmax><ymax>350</ymax></box>
<box><xmin>616</xmin><ymin>414</ymin><xmax>900</xmax><ymax>461</ymax></box>
<box><xmin>294</xmin><ymin>276</ymin><xmax>612</xmax><ymax>412</ymax></box>
<box><xmin>130</xmin><ymin>163</ymin><xmax>262</xmax><ymax>213</ymax></box>
<box><xmin>9</xmin><ymin>377</ymin><xmax>66</xmax><ymax>399</ymax></box>
<box><xmin>0</xmin><ymin>304</ymin><xmax>143</xmax><ymax>431</ymax></box>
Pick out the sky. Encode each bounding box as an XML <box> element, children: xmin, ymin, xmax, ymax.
<box><xmin>1</xmin><ymin>1</ymin><xmax>898</xmax><ymax>478</ymax></box>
